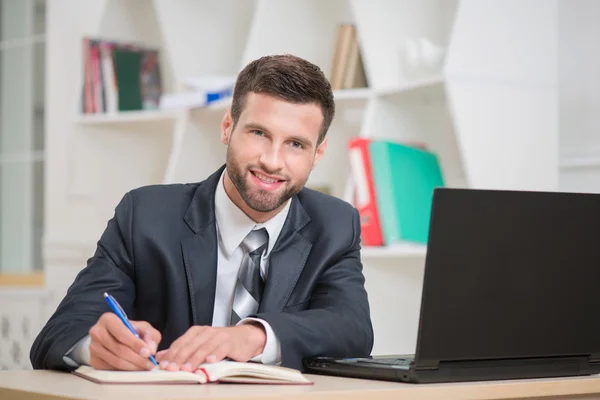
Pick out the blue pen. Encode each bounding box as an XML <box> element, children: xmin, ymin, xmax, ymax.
<box><xmin>103</xmin><ymin>292</ymin><xmax>159</xmax><ymax>366</ymax></box>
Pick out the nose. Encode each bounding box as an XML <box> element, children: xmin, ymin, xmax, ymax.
<box><xmin>259</xmin><ymin>143</ymin><xmax>283</xmax><ymax>173</ymax></box>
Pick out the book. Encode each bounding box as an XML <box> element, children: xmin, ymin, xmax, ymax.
<box><xmin>113</xmin><ymin>48</ymin><xmax>144</xmax><ymax>112</ymax></box>
<box><xmin>369</xmin><ymin>140</ymin><xmax>445</xmax><ymax>244</ymax></box>
<box><xmin>348</xmin><ymin>137</ymin><xmax>384</xmax><ymax>246</ymax></box>
<box><xmin>72</xmin><ymin>361</ymin><xmax>313</xmax><ymax>385</ymax></box>
<box><xmin>159</xmin><ymin>75</ymin><xmax>235</xmax><ymax>110</ymax></box>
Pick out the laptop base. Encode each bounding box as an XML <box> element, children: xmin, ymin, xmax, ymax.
<box><xmin>304</xmin><ymin>356</ymin><xmax>417</xmax><ymax>383</ymax></box>
<box><xmin>304</xmin><ymin>355</ymin><xmax>600</xmax><ymax>384</ymax></box>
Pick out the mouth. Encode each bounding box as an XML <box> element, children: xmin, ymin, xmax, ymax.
<box><xmin>250</xmin><ymin>170</ymin><xmax>286</xmax><ymax>191</ymax></box>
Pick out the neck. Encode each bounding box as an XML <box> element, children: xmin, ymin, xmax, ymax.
<box><xmin>223</xmin><ymin>169</ymin><xmax>287</xmax><ymax>223</ymax></box>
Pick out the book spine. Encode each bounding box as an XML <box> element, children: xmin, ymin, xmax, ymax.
<box><xmin>369</xmin><ymin>140</ymin><xmax>401</xmax><ymax>244</ymax></box>
<box><xmin>348</xmin><ymin>137</ymin><xmax>384</xmax><ymax>246</ymax></box>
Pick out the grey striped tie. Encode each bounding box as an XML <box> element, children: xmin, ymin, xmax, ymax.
<box><xmin>230</xmin><ymin>228</ymin><xmax>269</xmax><ymax>325</ymax></box>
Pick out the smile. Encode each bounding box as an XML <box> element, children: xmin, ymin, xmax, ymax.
<box><xmin>250</xmin><ymin>170</ymin><xmax>285</xmax><ymax>191</ymax></box>
<box><xmin>253</xmin><ymin>171</ymin><xmax>280</xmax><ymax>183</ymax></box>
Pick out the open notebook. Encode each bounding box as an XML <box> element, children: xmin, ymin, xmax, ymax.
<box><xmin>73</xmin><ymin>361</ymin><xmax>313</xmax><ymax>385</ymax></box>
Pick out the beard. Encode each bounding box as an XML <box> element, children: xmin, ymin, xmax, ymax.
<box><xmin>226</xmin><ymin>146</ymin><xmax>306</xmax><ymax>213</ymax></box>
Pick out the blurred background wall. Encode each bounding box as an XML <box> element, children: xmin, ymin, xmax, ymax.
<box><xmin>0</xmin><ymin>0</ymin><xmax>594</xmax><ymax>370</ymax></box>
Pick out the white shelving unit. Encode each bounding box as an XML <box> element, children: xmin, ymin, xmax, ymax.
<box><xmin>76</xmin><ymin>109</ymin><xmax>180</xmax><ymax>125</ymax></box>
<box><xmin>374</xmin><ymin>74</ymin><xmax>444</xmax><ymax>97</ymax></box>
<box><xmin>76</xmin><ymin>0</ymin><xmax>467</xmax><ymax>254</ymax></box>
<box><xmin>42</xmin><ymin>0</ymin><xmax>558</xmax><ymax>357</ymax></box>
<box><xmin>361</xmin><ymin>243</ymin><xmax>427</xmax><ymax>259</ymax></box>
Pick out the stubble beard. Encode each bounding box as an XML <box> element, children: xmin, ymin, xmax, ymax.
<box><xmin>226</xmin><ymin>147</ymin><xmax>306</xmax><ymax>213</ymax></box>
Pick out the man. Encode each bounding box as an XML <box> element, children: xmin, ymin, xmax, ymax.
<box><xmin>30</xmin><ymin>54</ymin><xmax>374</xmax><ymax>373</ymax></box>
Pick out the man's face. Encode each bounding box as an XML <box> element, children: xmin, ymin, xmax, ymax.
<box><xmin>221</xmin><ymin>92</ymin><xmax>327</xmax><ymax>216</ymax></box>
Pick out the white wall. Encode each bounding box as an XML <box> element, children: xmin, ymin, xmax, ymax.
<box><xmin>558</xmin><ymin>0</ymin><xmax>600</xmax><ymax>193</ymax></box>
<box><xmin>38</xmin><ymin>0</ymin><xmax>564</xmax><ymax>360</ymax></box>
<box><xmin>445</xmin><ymin>0</ymin><xmax>559</xmax><ymax>192</ymax></box>
<box><xmin>43</xmin><ymin>0</ymin><xmax>178</xmax><ymax>302</ymax></box>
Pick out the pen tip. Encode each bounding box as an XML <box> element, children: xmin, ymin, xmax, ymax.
<box><xmin>103</xmin><ymin>292</ymin><xmax>108</xmax><ymax>298</ymax></box>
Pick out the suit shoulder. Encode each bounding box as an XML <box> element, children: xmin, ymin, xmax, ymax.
<box><xmin>297</xmin><ymin>187</ymin><xmax>356</xmax><ymax>219</ymax></box>
<box><xmin>128</xmin><ymin>182</ymin><xmax>199</xmax><ymax>200</ymax></box>
<box><xmin>297</xmin><ymin>188</ymin><xmax>359</xmax><ymax>250</ymax></box>
<box><xmin>124</xmin><ymin>182</ymin><xmax>200</xmax><ymax>212</ymax></box>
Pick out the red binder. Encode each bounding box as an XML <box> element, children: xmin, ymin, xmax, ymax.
<box><xmin>348</xmin><ymin>137</ymin><xmax>384</xmax><ymax>246</ymax></box>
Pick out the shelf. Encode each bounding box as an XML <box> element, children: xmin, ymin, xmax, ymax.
<box><xmin>0</xmin><ymin>272</ymin><xmax>44</xmax><ymax>287</ymax></box>
<box><xmin>333</xmin><ymin>87</ymin><xmax>372</xmax><ymax>101</ymax></box>
<box><xmin>76</xmin><ymin>110</ymin><xmax>180</xmax><ymax>125</ymax></box>
<box><xmin>560</xmin><ymin>156</ymin><xmax>600</xmax><ymax>170</ymax></box>
<box><xmin>361</xmin><ymin>243</ymin><xmax>427</xmax><ymax>259</ymax></box>
<box><xmin>184</xmin><ymin>89</ymin><xmax>373</xmax><ymax>114</ymax></box>
<box><xmin>207</xmin><ymin>97</ymin><xmax>232</xmax><ymax>110</ymax></box>
<box><xmin>196</xmin><ymin>89</ymin><xmax>371</xmax><ymax>111</ymax></box>
<box><xmin>375</xmin><ymin>75</ymin><xmax>444</xmax><ymax>97</ymax></box>
<box><xmin>186</xmin><ymin>99</ymin><xmax>233</xmax><ymax>120</ymax></box>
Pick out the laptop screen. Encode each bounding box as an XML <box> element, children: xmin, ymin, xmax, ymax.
<box><xmin>415</xmin><ymin>188</ymin><xmax>600</xmax><ymax>366</ymax></box>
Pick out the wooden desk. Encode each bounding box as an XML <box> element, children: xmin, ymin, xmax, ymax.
<box><xmin>2</xmin><ymin>370</ymin><xmax>600</xmax><ymax>400</ymax></box>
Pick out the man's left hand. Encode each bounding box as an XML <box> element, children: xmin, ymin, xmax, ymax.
<box><xmin>155</xmin><ymin>324</ymin><xmax>267</xmax><ymax>371</ymax></box>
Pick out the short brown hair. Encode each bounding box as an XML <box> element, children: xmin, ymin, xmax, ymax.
<box><xmin>230</xmin><ymin>54</ymin><xmax>335</xmax><ymax>146</ymax></box>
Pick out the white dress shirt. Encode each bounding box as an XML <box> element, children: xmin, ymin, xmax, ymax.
<box><xmin>64</xmin><ymin>169</ymin><xmax>290</xmax><ymax>367</ymax></box>
<box><xmin>211</xmin><ymin>168</ymin><xmax>290</xmax><ymax>364</ymax></box>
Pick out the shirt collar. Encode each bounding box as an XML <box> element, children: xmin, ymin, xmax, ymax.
<box><xmin>214</xmin><ymin>168</ymin><xmax>291</xmax><ymax>258</ymax></box>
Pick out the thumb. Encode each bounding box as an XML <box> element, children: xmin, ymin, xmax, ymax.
<box><xmin>131</xmin><ymin>320</ymin><xmax>161</xmax><ymax>354</ymax></box>
<box><xmin>143</xmin><ymin>333</ymin><xmax>159</xmax><ymax>354</ymax></box>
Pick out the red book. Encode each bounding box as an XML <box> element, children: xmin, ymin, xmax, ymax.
<box><xmin>348</xmin><ymin>137</ymin><xmax>384</xmax><ymax>246</ymax></box>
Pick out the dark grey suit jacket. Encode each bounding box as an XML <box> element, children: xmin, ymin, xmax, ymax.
<box><xmin>30</xmin><ymin>165</ymin><xmax>374</xmax><ymax>371</ymax></box>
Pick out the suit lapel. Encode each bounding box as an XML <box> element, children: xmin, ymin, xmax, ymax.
<box><xmin>181</xmin><ymin>227</ymin><xmax>218</xmax><ymax>326</ymax></box>
<box><xmin>259</xmin><ymin>197</ymin><xmax>312</xmax><ymax>313</ymax></box>
<box><xmin>181</xmin><ymin>165</ymin><xmax>224</xmax><ymax>326</ymax></box>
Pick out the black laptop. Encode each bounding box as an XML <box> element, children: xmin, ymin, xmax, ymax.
<box><xmin>304</xmin><ymin>187</ymin><xmax>600</xmax><ymax>383</ymax></box>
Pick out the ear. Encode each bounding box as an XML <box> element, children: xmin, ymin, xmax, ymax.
<box><xmin>221</xmin><ymin>108</ymin><xmax>233</xmax><ymax>145</ymax></box>
<box><xmin>312</xmin><ymin>137</ymin><xmax>328</xmax><ymax>170</ymax></box>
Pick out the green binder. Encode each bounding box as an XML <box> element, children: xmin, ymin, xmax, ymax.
<box><xmin>113</xmin><ymin>49</ymin><xmax>143</xmax><ymax>111</ymax></box>
<box><xmin>369</xmin><ymin>140</ymin><xmax>445</xmax><ymax>244</ymax></box>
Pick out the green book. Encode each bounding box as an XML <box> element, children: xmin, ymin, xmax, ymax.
<box><xmin>369</xmin><ymin>140</ymin><xmax>445</xmax><ymax>244</ymax></box>
<box><xmin>113</xmin><ymin>49</ymin><xmax>143</xmax><ymax>111</ymax></box>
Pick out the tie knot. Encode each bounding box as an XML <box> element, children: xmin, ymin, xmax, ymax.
<box><xmin>242</xmin><ymin>228</ymin><xmax>269</xmax><ymax>256</ymax></box>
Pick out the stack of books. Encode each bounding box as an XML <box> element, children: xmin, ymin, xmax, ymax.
<box><xmin>81</xmin><ymin>37</ymin><xmax>162</xmax><ymax>115</ymax></box>
<box><xmin>329</xmin><ymin>23</ymin><xmax>368</xmax><ymax>90</ymax></box>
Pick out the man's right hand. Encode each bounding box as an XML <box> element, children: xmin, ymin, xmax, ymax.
<box><xmin>88</xmin><ymin>312</ymin><xmax>161</xmax><ymax>371</ymax></box>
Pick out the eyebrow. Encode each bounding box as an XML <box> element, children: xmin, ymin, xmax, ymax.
<box><xmin>243</xmin><ymin>122</ymin><xmax>271</xmax><ymax>134</ymax></box>
<box><xmin>243</xmin><ymin>122</ymin><xmax>314</xmax><ymax>149</ymax></box>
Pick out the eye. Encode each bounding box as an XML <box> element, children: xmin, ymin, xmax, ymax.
<box><xmin>291</xmin><ymin>141</ymin><xmax>304</xmax><ymax>149</ymax></box>
<box><xmin>251</xmin><ymin>130</ymin><xmax>264</xmax><ymax>136</ymax></box>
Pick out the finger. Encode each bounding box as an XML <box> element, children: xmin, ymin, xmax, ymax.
<box><xmin>155</xmin><ymin>350</ymin><xmax>167</xmax><ymax>362</ymax></box>
<box><xmin>143</xmin><ymin>333</ymin><xmax>158</xmax><ymax>355</ymax></box>
<box><xmin>101</xmin><ymin>313</ymin><xmax>151</xmax><ymax>356</ymax></box>
<box><xmin>90</xmin><ymin>322</ymin><xmax>153</xmax><ymax>370</ymax></box>
<box><xmin>89</xmin><ymin>347</ymin><xmax>113</xmax><ymax>370</ymax></box>
<box><xmin>172</xmin><ymin>328</ymin><xmax>219</xmax><ymax>371</ymax></box>
<box><xmin>131</xmin><ymin>321</ymin><xmax>161</xmax><ymax>353</ymax></box>
<box><xmin>159</xmin><ymin>332</ymin><xmax>191</xmax><ymax>370</ymax></box>
<box><xmin>205</xmin><ymin>342</ymin><xmax>231</xmax><ymax>364</ymax></box>
<box><xmin>187</xmin><ymin>337</ymin><xmax>225</xmax><ymax>369</ymax></box>
<box><xmin>164</xmin><ymin>332</ymin><xmax>204</xmax><ymax>371</ymax></box>
<box><xmin>90</xmin><ymin>340</ymin><xmax>153</xmax><ymax>371</ymax></box>
<box><xmin>164</xmin><ymin>327</ymin><xmax>214</xmax><ymax>371</ymax></box>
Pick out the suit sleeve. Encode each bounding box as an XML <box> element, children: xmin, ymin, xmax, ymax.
<box><xmin>30</xmin><ymin>192</ymin><xmax>137</xmax><ymax>370</ymax></box>
<box><xmin>253</xmin><ymin>207</ymin><xmax>374</xmax><ymax>371</ymax></box>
